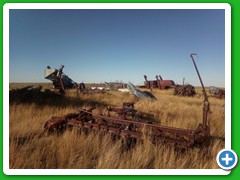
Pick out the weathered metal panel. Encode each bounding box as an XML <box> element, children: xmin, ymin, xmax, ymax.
<box><xmin>127</xmin><ymin>82</ymin><xmax>156</xmax><ymax>100</ymax></box>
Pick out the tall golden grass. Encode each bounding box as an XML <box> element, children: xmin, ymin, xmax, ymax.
<box><xmin>9</xmin><ymin>84</ymin><xmax>225</xmax><ymax>169</ymax></box>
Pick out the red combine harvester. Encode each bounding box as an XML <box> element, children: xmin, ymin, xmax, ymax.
<box><xmin>144</xmin><ymin>75</ymin><xmax>175</xmax><ymax>89</ymax></box>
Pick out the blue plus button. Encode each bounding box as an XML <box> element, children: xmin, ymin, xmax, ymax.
<box><xmin>217</xmin><ymin>149</ymin><xmax>238</xmax><ymax>170</ymax></box>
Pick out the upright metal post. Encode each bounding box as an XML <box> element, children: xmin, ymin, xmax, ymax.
<box><xmin>190</xmin><ymin>53</ymin><xmax>210</xmax><ymax>129</ymax></box>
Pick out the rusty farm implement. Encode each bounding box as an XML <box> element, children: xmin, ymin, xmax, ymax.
<box><xmin>143</xmin><ymin>75</ymin><xmax>175</xmax><ymax>90</ymax></box>
<box><xmin>44</xmin><ymin>65</ymin><xmax>85</xmax><ymax>94</ymax></box>
<box><xmin>40</xmin><ymin>54</ymin><xmax>211</xmax><ymax>148</ymax></box>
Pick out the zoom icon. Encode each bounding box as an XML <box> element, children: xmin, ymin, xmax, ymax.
<box><xmin>217</xmin><ymin>149</ymin><xmax>238</xmax><ymax>170</ymax></box>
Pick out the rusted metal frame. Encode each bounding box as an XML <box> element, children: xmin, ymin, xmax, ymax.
<box><xmin>76</xmin><ymin>109</ymin><xmax>197</xmax><ymax>141</ymax></box>
<box><xmin>107</xmin><ymin>102</ymin><xmax>135</xmax><ymax>118</ymax></box>
<box><xmin>42</xmin><ymin>108</ymin><xmax>204</xmax><ymax>148</ymax></box>
<box><xmin>67</xmin><ymin>117</ymin><xmax>141</xmax><ymax>139</ymax></box>
<box><xmin>79</xmin><ymin>109</ymin><xmax>192</xmax><ymax>132</ymax></box>
<box><xmin>62</xmin><ymin>109</ymin><xmax>196</xmax><ymax>146</ymax></box>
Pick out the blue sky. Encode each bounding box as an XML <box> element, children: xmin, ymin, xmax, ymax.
<box><xmin>9</xmin><ymin>9</ymin><xmax>225</xmax><ymax>87</ymax></box>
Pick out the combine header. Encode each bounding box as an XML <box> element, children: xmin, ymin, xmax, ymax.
<box><xmin>41</xmin><ymin>54</ymin><xmax>211</xmax><ymax>148</ymax></box>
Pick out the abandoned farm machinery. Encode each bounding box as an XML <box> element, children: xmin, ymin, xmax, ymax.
<box><xmin>40</xmin><ymin>54</ymin><xmax>211</xmax><ymax>148</ymax></box>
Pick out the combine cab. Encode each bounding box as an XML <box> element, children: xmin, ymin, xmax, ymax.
<box><xmin>44</xmin><ymin>65</ymin><xmax>81</xmax><ymax>94</ymax></box>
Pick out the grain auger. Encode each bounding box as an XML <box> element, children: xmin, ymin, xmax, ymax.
<box><xmin>40</xmin><ymin>54</ymin><xmax>211</xmax><ymax>148</ymax></box>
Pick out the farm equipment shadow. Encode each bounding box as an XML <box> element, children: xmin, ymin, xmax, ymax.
<box><xmin>9</xmin><ymin>88</ymin><xmax>108</xmax><ymax>108</ymax></box>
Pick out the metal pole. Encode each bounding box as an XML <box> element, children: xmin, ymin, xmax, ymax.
<box><xmin>190</xmin><ymin>53</ymin><xmax>209</xmax><ymax>128</ymax></box>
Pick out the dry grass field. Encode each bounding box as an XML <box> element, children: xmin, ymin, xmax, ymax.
<box><xmin>9</xmin><ymin>83</ymin><xmax>225</xmax><ymax>169</ymax></box>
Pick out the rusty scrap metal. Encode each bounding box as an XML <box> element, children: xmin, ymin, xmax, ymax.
<box><xmin>44</xmin><ymin>65</ymin><xmax>84</xmax><ymax>94</ymax></box>
<box><xmin>144</xmin><ymin>75</ymin><xmax>175</xmax><ymax>90</ymax></box>
<box><xmin>40</xmin><ymin>104</ymin><xmax>209</xmax><ymax>148</ymax></box>
<box><xmin>78</xmin><ymin>83</ymin><xmax>111</xmax><ymax>95</ymax></box>
<box><xmin>41</xmin><ymin>54</ymin><xmax>211</xmax><ymax>148</ymax></box>
<box><xmin>174</xmin><ymin>84</ymin><xmax>196</xmax><ymax>96</ymax></box>
<box><xmin>80</xmin><ymin>85</ymin><xmax>110</xmax><ymax>94</ymax></box>
<box><xmin>105</xmin><ymin>82</ymin><xmax>128</xmax><ymax>90</ymax></box>
<box><xmin>107</xmin><ymin>102</ymin><xmax>138</xmax><ymax>120</ymax></box>
<box><xmin>127</xmin><ymin>82</ymin><xmax>157</xmax><ymax>100</ymax></box>
<box><xmin>209</xmin><ymin>86</ymin><xmax>225</xmax><ymax>99</ymax></box>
